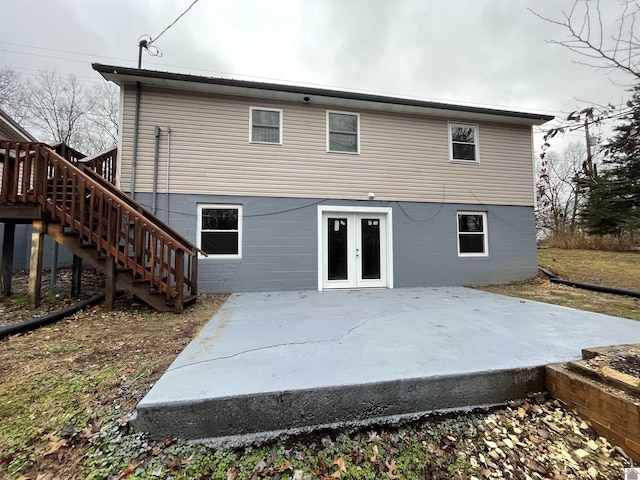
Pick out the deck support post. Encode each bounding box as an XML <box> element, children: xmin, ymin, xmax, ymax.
<box><xmin>28</xmin><ymin>220</ymin><xmax>45</xmax><ymax>308</ymax></box>
<box><xmin>105</xmin><ymin>255</ymin><xmax>116</xmax><ymax>311</ymax></box>
<box><xmin>190</xmin><ymin>254</ymin><xmax>198</xmax><ymax>295</ymax></box>
<box><xmin>174</xmin><ymin>249</ymin><xmax>184</xmax><ymax>313</ymax></box>
<box><xmin>71</xmin><ymin>255</ymin><xmax>82</xmax><ymax>297</ymax></box>
<box><xmin>1</xmin><ymin>221</ymin><xmax>16</xmax><ymax>296</ymax></box>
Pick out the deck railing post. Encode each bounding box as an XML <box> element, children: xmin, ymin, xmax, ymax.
<box><xmin>175</xmin><ymin>248</ymin><xmax>184</xmax><ymax>312</ymax></box>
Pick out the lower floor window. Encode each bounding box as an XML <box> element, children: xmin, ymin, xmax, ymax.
<box><xmin>457</xmin><ymin>212</ymin><xmax>487</xmax><ymax>256</ymax></box>
<box><xmin>198</xmin><ymin>204</ymin><xmax>242</xmax><ymax>257</ymax></box>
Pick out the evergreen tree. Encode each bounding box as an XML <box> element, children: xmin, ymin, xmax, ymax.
<box><xmin>581</xmin><ymin>84</ymin><xmax>640</xmax><ymax>235</ymax></box>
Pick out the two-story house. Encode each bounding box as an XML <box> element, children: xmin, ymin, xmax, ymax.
<box><xmin>93</xmin><ymin>63</ymin><xmax>552</xmax><ymax>293</ymax></box>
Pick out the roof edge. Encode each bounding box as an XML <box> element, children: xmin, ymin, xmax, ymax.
<box><xmin>92</xmin><ymin>63</ymin><xmax>554</xmax><ymax>123</ymax></box>
<box><xmin>0</xmin><ymin>107</ymin><xmax>38</xmax><ymax>142</ymax></box>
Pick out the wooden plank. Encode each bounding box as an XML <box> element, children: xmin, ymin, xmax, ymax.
<box><xmin>0</xmin><ymin>205</ymin><xmax>42</xmax><ymax>220</ymax></box>
<box><xmin>71</xmin><ymin>255</ymin><xmax>82</xmax><ymax>297</ymax></box>
<box><xmin>1</xmin><ymin>221</ymin><xmax>15</xmax><ymax>296</ymax></box>
<box><xmin>21</xmin><ymin>147</ymin><xmax>32</xmax><ymax>202</ymax></box>
<box><xmin>190</xmin><ymin>254</ymin><xmax>198</xmax><ymax>295</ymax></box>
<box><xmin>105</xmin><ymin>255</ymin><xmax>116</xmax><ymax>311</ymax></box>
<box><xmin>28</xmin><ymin>220</ymin><xmax>45</xmax><ymax>308</ymax></box>
<box><xmin>174</xmin><ymin>248</ymin><xmax>184</xmax><ymax>312</ymax></box>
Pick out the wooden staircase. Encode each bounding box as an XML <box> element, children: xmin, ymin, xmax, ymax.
<box><xmin>0</xmin><ymin>141</ymin><xmax>204</xmax><ymax>312</ymax></box>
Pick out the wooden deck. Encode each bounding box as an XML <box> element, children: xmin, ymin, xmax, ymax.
<box><xmin>0</xmin><ymin>142</ymin><xmax>203</xmax><ymax>312</ymax></box>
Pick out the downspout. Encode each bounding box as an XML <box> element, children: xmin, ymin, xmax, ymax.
<box><xmin>152</xmin><ymin>125</ymin><xmax>161</xmax><ymax>215</ymax></box>
<box><xmin>131</xmin><ymin>81</ymin><xmax>141</xmax><ymax>200</ymax></box>
<box><xmin>166</xmin><ymin>125</ymin><xmax>171</xmax><ymax>224</ymax></box>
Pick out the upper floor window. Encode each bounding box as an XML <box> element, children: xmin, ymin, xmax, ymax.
<box><xmin>250</xmin><ymin>107</ymin><xmax>282</xmax><ymax>144</ymax></box>
<box><xmin>327</xmin><ymin>111</ymin><xmax>359</xmax><ymax>153</ymax></box>
<box><xmin>197</xmin><ymin>204</ymin><xmax>243</xmax><ymax>258</ymax></box>
<box><xmin>457</xmin><ymin>212</ymin><xmax>488</xmax><ymax>257</ymax></box>
<box><xmin>449</xmin><ymin>122</ymin><xmax>478</xmax><ymax>163</ymax></box>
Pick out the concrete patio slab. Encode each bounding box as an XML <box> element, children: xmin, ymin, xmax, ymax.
<box><xmin>131</xmin><ymin>287</ymin><xmax>640</xmax><ymax>442</ymax></box>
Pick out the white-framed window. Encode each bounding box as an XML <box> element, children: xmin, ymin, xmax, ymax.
<box><xmin>197</xmin><ymin>204</ymin><xmax>243</xmax><ymax>258</ymax></box>
<box><xmin>249</xmin><ymin>107</ymin><xmax>282</xmax><ymax>144</ymax></box>
<box><xmin>449</xmin><ymin>122</ymin><xmax>479</xmax><ymax>163</ymax></box>
<box><xmin>327</xmin><ymin>110</ymin><xmax>360</xmax><ymax>153</ymax></box>
<box><xmin>457</xmin><ymin>211</ymin><xmax>488</xmax><ymax>257</ymax></box>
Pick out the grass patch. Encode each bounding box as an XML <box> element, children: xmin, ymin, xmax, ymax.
<box><xmin>0</xmin><ymin>292</ymin><xmax>228</xmax><ymax>479</ymax></box>
<box><xmin>478</xmin><ymin>248</ymin><xmax>639</xmax><ymax>320</ymax></box>
<box><xmin>538</xmin><ymin>248</ymin><xmax>640</xmax><ymax>290</ymax></box>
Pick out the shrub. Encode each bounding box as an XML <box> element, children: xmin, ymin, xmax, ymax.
<box><xmin>546</xmin><ymin>231</ymin><xmax>635</xmax><ymax>251</ymax></box>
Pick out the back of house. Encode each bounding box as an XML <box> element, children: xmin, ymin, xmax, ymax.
<box><xmin>94</xmin><ymin>64</ymin><xmax>552</xmax><ymax>293</ymax></box>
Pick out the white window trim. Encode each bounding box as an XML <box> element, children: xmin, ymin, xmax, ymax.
<box><xmin>326</xmin><ymin>110</ymin><xmax>360</xmax><ymax>154</ymax></box>
<box><xmin>249</xmin><ymin>107</ymin><xmax>283</xmax><ymax>145</ymax></box>
<box><xmin>197</xmin><ymin>204</ymin><xmax>243</xmax><ymax>259</ymax></box>
<box><xmin>456</xmin><ymin>211</ymin><xmax>488</xmax><ymax>257</ymax></box>
<box><xmin>448</xmin><ymin>122</ymin><xmax>479</xmax><ymax>164</ymax></box>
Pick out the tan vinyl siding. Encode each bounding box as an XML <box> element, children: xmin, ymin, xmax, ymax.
<box><xmin>121</xmin><ymin>85</ymin><xmax>535</xmax><ymax>206</ymax></box>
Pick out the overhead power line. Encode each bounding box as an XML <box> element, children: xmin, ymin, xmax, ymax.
<box><xmin>138</xmin><ymin>0</ymin><xmax>201</xmax><ymax>67</ymax></box>
<box><xmin>148</xmin><ymin>0</ymin><xmax>201</xmax><ymax>46</ymax></box>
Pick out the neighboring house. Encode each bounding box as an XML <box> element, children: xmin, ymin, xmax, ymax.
<box><xmin>0</xmin><ymin>107</ymin><xmax>37</xmax><ymax>143</ymax></box>
<box><xmin>93</xmin><ymin>63</ymin><xmax>553</xmax><ymax>293</ymax></box>
<box><xmin>0</xmin><ymin>109</ymin><xmax>41</xmax><ymax>273</ymax></box>
<box><xmin>0</xmin><ymin>110</ymin><xmax>76</xmax><ymax>274</ymax></box>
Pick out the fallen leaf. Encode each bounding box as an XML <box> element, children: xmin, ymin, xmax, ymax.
<box><xmin>369</xmin><ymin>445</ymin><xmax>378</xmax><ymax>462</ymax></box>
<box><xmin>226</xmin><ymin>467</ymin><xmax>239</xmax><ymax>480</ymax></box>
<box><xmin>331</xmin><ymin>457</ymin><xmax>347</xmax><ymax>478</ymax></box>
<box><xmin>385</xmin><ymin>459</ymin><xmax>400</xmax><ymax>479</ymax></box>
<box><xmin>35</xmin><ymin>474</ymin><xmax>54</xmax><ymax>480</ymax></box>
<box><xmin>44</xmin><ymin>438</ymin><xmax>68</xmax><ymax>456</ymax></box>
<box><xmin>278</xmin><ymin>460</ymin><xmax>293</xmax><ymax>472</ymax></box>
<box><xmin>118</xmin><ymin>463</ymin><xmax>137</xmax><ymax>479</ymax></box>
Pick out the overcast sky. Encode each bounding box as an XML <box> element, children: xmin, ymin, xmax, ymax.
<box><xmin>1</xmin><ymin>0</ymin><xmax>636</xmax><ymax>152</ymax></box>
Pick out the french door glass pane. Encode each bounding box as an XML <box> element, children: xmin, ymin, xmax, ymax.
<box><xmin>327</xmin><ymin>217</ymin><xmax>348</xmax><ymax>280</ymax></box>
<box><xmin>361</xmin><ymin>218</ymin><xmax>380</xmax><ymax>279</ymax></box>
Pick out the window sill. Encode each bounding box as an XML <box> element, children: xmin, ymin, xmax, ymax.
<box><xmin>450</xmin><ymin>159</ymin><xmax>479</xmax><ymax>165</ymax></box>
<box><xmin>327</xmin><ymin>150</ymin><xmax>360</xmax><ymax>155</ymax></box>
<box><xmin>199</xmin><ymin>253</ymin><xmax>242</xmax><ymax>260</ymax></box>
<box><xmin>249</xmin><ymin>141</ymin><xmax>283</xmax><ymax>146</ymax></box>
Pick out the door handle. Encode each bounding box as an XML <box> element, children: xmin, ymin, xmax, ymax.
<box><xmin>355</xmin><ymin>248</ymin><xmax>360</xmax><ymax>257</ymax></box>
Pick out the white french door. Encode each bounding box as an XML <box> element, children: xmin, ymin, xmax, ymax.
<box><xmin>319</xmin><ymin>208</ymin><xmax>392</xmax><ymax>290</ymax></box>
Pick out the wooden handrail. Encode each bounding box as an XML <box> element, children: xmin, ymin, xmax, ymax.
<box><xmin>82</xmin><ymin>167</ymin><xmax>206</xmax><ymax>256</ymax></box>
<box><xmin>77</xmin><ymin>147</ymin><xmax>117</xmax><ymax>185</ymax></box>
<box><xmin>0</xmin><ymin>141</ymin><xmax>201</xmax><ymax>304</ymax></box>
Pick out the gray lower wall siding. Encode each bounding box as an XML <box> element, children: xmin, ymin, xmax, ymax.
<box><xmin>135</xmin><ymin>193</ymin><xmax>537</xmax><ymax>293</ymax></box>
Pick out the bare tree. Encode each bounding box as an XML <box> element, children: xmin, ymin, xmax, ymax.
<box><xmin>536</xmin><ymin>142</ymin><xmax>588</xmax><ymax>237</ymax></box>
<box><xmin>81</xmin><ymin>82</ymin><xmax>119</xmax><ymax>153</ymax></box>
<box><xmin>530</xmin><ymin>0</ymin><xmax>640</xmax><ymax>81</ymax></box>
<box><xmin>0</xmin><ymin>68</ymin><xmax>29</xmax><ymax>124</ymax></box>
<box><xmin>0</xmin><ymin>69</ymin><xmax>118</xmax><ymax>155</ymax></box>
